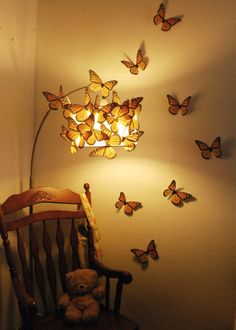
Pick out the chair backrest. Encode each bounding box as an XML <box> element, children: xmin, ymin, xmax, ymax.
<box><xmin>0</xmin><ymin>183</ymin><xmax>95</xmax><ymax>315</ymax></box>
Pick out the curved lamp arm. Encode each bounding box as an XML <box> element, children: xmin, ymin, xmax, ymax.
<box><xmin>30</xmin><ymin>109</ymin><xmax>51</xmax><ymax>189</ymax></box>
<box><xmin>29</xmin><ymin>86</ymin><xmax>88</xmax><ymax>189</ymax></box>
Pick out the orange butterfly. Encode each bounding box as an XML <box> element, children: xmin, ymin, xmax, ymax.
<box><xmin>195</xmin><ymin>136</ymin><xmax>222</xmax><ymax>159</ymax></box>
<box><xmin>64</xmin><ymin>88</ymin><xmax>92</xmax><ymax>122</ymax></box>
<box><xmin>115</xmin><ymin>192</ymin><xmax>142</xmax><ymax>215</ymax></box>
<box><xmin>167</xmin><ymin>94</ymin><xmax>191</xmax><ymax>115</ymax></box>
<box><xmin>121</xmin><ymin>49</ymin><xmax>147</xmax><ymax>75</ymax></box>
<box><xmin>42</xmin><ymin>85</ymin><xmax>65</xmax><ymax>110</ymax></box>
<box><xmin>122</xmin><ymin>131</ymin><xmax>144</xmax><ymax>151</ymax></box>
<box><xmin>153</xmin><ymin>3</ymin><xmax>181</xmax><ymax>31</ymax></box>
<box><xmin>163</xmin><ymin>180</ymin><xmax>192</xmax><ymax>206</ymax></box>
<box><xmin>131</xmin><ymin>240</ymin><xmax>158</xmax><ymax>264</ymax></box>
<box><xmin>89</xmin><ymin>70</ymin><xmax>118</xmax><ymax>98</ymax></box>
<box><xmin>89</xmin><ymin>146</ymin><xmax>117</xmax><ymax>159</ymax></box>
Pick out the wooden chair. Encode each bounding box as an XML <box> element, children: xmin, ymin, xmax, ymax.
<box><xmin>0</xmin><ymin>183</ymin><xmax>138</xmax><ymax>330</ymax></box>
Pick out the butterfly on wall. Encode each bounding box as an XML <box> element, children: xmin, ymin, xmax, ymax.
<box><xmin>153</xmin><ymin>3</ymin><xmax>182</xmax><ymax>31</ymax></box>
<box><xmin>195</xmin><ymin>136</ymin><xmax>222</xmax><ymax>159</ymax></box>
<box><xmin>121</xmin><ymin>49</ymin><xmax>147</xmax><ymax>75</ymax></box>
<box><xmin>115</xmin><ymin>192</ymin><xmax>142</xmax><ymax>215</ymax></box>
<box><xmin>163</xmin><ymin>180</ymin><xmax>192</xmax><ymax>206</ymax></box>
<box><xmin>131</xmin><ymin>240</ymin><xmax>158</xmax><ymax>264</ymax></box>
<box><xmin>89</xmin><ymin>70</ymin><xmax>118</xmax><ymax>98</ymax></box>
<box><xmin>167</xmin><ymin>94</ymin><xmax>191</xmax><ymax>115</ymax></box>
<box><xmin>43</xmin><ymin>85</ymin><xmax>67</xmax><ymax>110</ymax></box>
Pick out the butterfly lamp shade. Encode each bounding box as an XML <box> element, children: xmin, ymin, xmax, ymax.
<box><xmin>42</xmin><ymin>71</ymin><xmax>144</xmax><ymax>159</ymax></box>
<box><xmin>56</xmin><ymin>74</ymin><xmax>144</xmax><ymax>159</ymax></box>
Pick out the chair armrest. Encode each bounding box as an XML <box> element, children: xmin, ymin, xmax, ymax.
<box><xmin>13</xmin><ymin>279</ymin><xmax>37</xmax><ymax>314</ymax></box>
<box><xmin>90</xmin><ymin>258</ymin><xmax>132</xmax><ymax>284</ymax></box>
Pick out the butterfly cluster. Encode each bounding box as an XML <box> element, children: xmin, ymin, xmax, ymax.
<box><xmin>44</xmin><ymin>71</ymin><xmax>144</xmax><ymax>159</ymax></box>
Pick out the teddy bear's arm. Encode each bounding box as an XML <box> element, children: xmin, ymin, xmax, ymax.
<box><xmin>58</xmin><ymin>292</ymin><xmax>71</xmax><ymax>310</ymax></box>
<box><xmin>92</xmin><ymin>285</ymin><xmax>105</xmax><ymax>301</ymax></box>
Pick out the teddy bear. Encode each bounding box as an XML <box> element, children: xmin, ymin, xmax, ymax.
<box><xmin>58</xmin><ymin>268</ymin><xmax>105</xmax><ymax>325</ymax></box>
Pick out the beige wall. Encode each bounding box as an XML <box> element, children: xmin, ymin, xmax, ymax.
<box><xmin>35</xmin><ymin>0</ymin><xmax>236</xmax><ymax>329</ymax></box>
<box><xmin>35</xmin><ymin>0</ymin><xmax>236</xmax><ymax>330</ymax></box>
<box><xmin>1</xmin><ymin>0</ymin><xmax>235</xmax><ymax>329</ymax></box>
<box><xmin>0</xmin><ymin>1</ymin><xmax>37</xmax><ymax>329</ymax></box>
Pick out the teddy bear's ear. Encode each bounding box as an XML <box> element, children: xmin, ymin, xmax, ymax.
<box><xmin>90</xmin><ymin>269</ymin><xmax>97</xmax><ymax>280</ymax></box>
<box><xmin>65</xmin><ymin>272</ymin><xmax>73</xmax><ymax>282</ymax></box>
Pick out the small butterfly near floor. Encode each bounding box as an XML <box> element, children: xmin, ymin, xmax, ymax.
<box><xmin>89</xmin><ymin>70</ymin><xmax>118</xmax><ymax>98</ymax></box>
<box><xmin>167</xmin><ymin>94</ymin><xmax>191</xmax><ymax>115</ymax></box>
<box><xmin>131</xmin><ymin>240</ymin><xmax>158</xmax><ymax>264</ymax></box>
<box><xmin>121</xmin><ymin>49</ymin><xmax>147</xmax><ymax>75</ymax></box>
<box><xmin>195</xmin><ymin>136</ymin><xmax>222</xmax><ymax>159</ymax></box>
<box><xmin>163</xmin><ymin>180</ymin><xmax>192</xmax><ymax>206</ymax></box>
<box><xmin>115</xmin><ymin>192</ymin><xmax>142</xmax><ymax>215</ymax></box>
<box><xmin>153</xmin><ymin>3</ymin><xmax>182</xmax><ymax>31</ymax></box>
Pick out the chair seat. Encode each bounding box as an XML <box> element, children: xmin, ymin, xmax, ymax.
<box><xmin>36</xmin><ymin>309</ymin><xmax>139</xmax><ymax>330</ymax></box>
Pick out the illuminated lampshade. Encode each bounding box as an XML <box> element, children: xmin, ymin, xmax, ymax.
<box><xmin>60</xmin><ymin>75</ymin><xmax>144</xmax><ymax>159</ymax></box>
<box><xmin>42</xmin><ymin>71</ymin><xmax>144</xmax><ymax>159</ymax></box>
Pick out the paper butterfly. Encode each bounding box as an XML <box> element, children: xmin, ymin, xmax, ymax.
<box><xmin>163</xmin><ymin>180</ymin><xmax>192</xmax><ymax>206</ymax></box>
<box><xmin>89</xmin><ymin>130</ymin><xmax>121</xmax><ymax>159</ymax></box>
<box><xmin>195</xmin><ymin>136</ymin><xmax>222</xmax><ymax>159</ymax></box>
<box><xmin>89</xmin><ymin>146</ymin><xmax>117</xmax><ymax>160</ymax></box>
<box><xmin>89</xmin><ymin>70</ymin><xmax>118</xmax><ymax>98</ymax></box>
<box><xmin>43</xmin><ymin>85</ymin><xmax>65</xmax><ymax>110</ymax></box>
<box><xmin>167</xmin><ymin>94</ymin><xmax>191</xmax><ymax>115</ymax></box>
<box><xmin>153</xmin><ymin>3</ymin><xmax>182</xmax><ymax>31</ymax></box>
<box><xmin>131</xmin><ymin>240</ymin><xmax>158</xmax><ymax>264</ymax></box>
<box><xmin>115</xmin><ymin>192</ymin><xmax>142</xmax><ymax>215</ymax></box>
<box><xmin>121</xmin><ymin>49</ymin><xmax>147</xmax><ymax>75</ymax></box>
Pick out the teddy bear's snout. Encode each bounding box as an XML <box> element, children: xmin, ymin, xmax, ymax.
<box><xmin>79</xmin><ymin>284</ymin><xmax>85</xmax><ymax>289</ymax></box>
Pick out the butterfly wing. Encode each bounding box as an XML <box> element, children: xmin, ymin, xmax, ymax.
<box><xmin>89</xmin><ymin>146</ymin><xmax>117</xmax><ymax>159</ymax></box>
<box><xmin>176</xmin><ymin>191</ymin><xmax>192</xmax><ymax>201</ymax></box>
<box><xmin>130</xmin><ymin>249</ymin><xmax>148</xmax><ymax>264</ymax></box>
<box><xmin>211</xmin><ymin>136</ymin><xmax>222</xmax><ymax>158</ymax></box>
<box><xmin>171</xmin><ymin>191</ymin><xmax>192</xmax><ymax>206</ymax></box>
<box><xmin>163</xmin><ymin>180</ymin><xmax>176</xmax><ymax>197</ymax></box>
<box><xmin>170</xmin><ymin>193</ymin><xmax>182</xmax><ymax>206</ymax></box>
<box><xmin>161</xmin><ymin>17</ymin><xmax>181</xmax><ymax>32</ymax></box>
<box><xmin>121</xmin><ymin>60</ymin><xmax>139</xmax><ymax>75</ymax></box>
<box><xmin>136</xmin><ymin>49</ymin><xmax>147</xmax><ymax>71</ymax></box>
<box><xmin>147</xmin><ymin>240</ymin><xmax>159</xmax><ymax>260</ymax></box>
<box><xmin>43</xmin><ymin>91</ymin><xmax>61</xmax><ymax>110</ymax></box>
<box><xmin>153</xmin><ymin>3</ymin><xmax>165</xmax><ymax>26</ymax></box>
<box><xmin>125</xmin><ymin>201</ymin><xmax>142</xmax><ymax>215</ymax></box>
<box><xmin>89</xmin><ymin>70</ymin><xmax>102</xmax><ymax>92</ymax></box>
<box><xmin>115</xmin><ymin>192</ymin><xmax>126</xmax><ymax>211</ymax></box>
<box><xmin>167</xmin><ymin>94</ymin><xmax>180</xmax><ymax>115</ymax></box>
<box><xmin>180</xmin><ymin>96</ymin><xmax>191</xmax><ymax>115</ymax></box>
<box><xmin>195</xmin><ymin>140</ymin><xmax>211</xmax><ymax>159</ymax></box>
<box><xmin>102</xmin><ymin>80</ymin><xmax>118</xmax><ymax>98</ymax></box>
